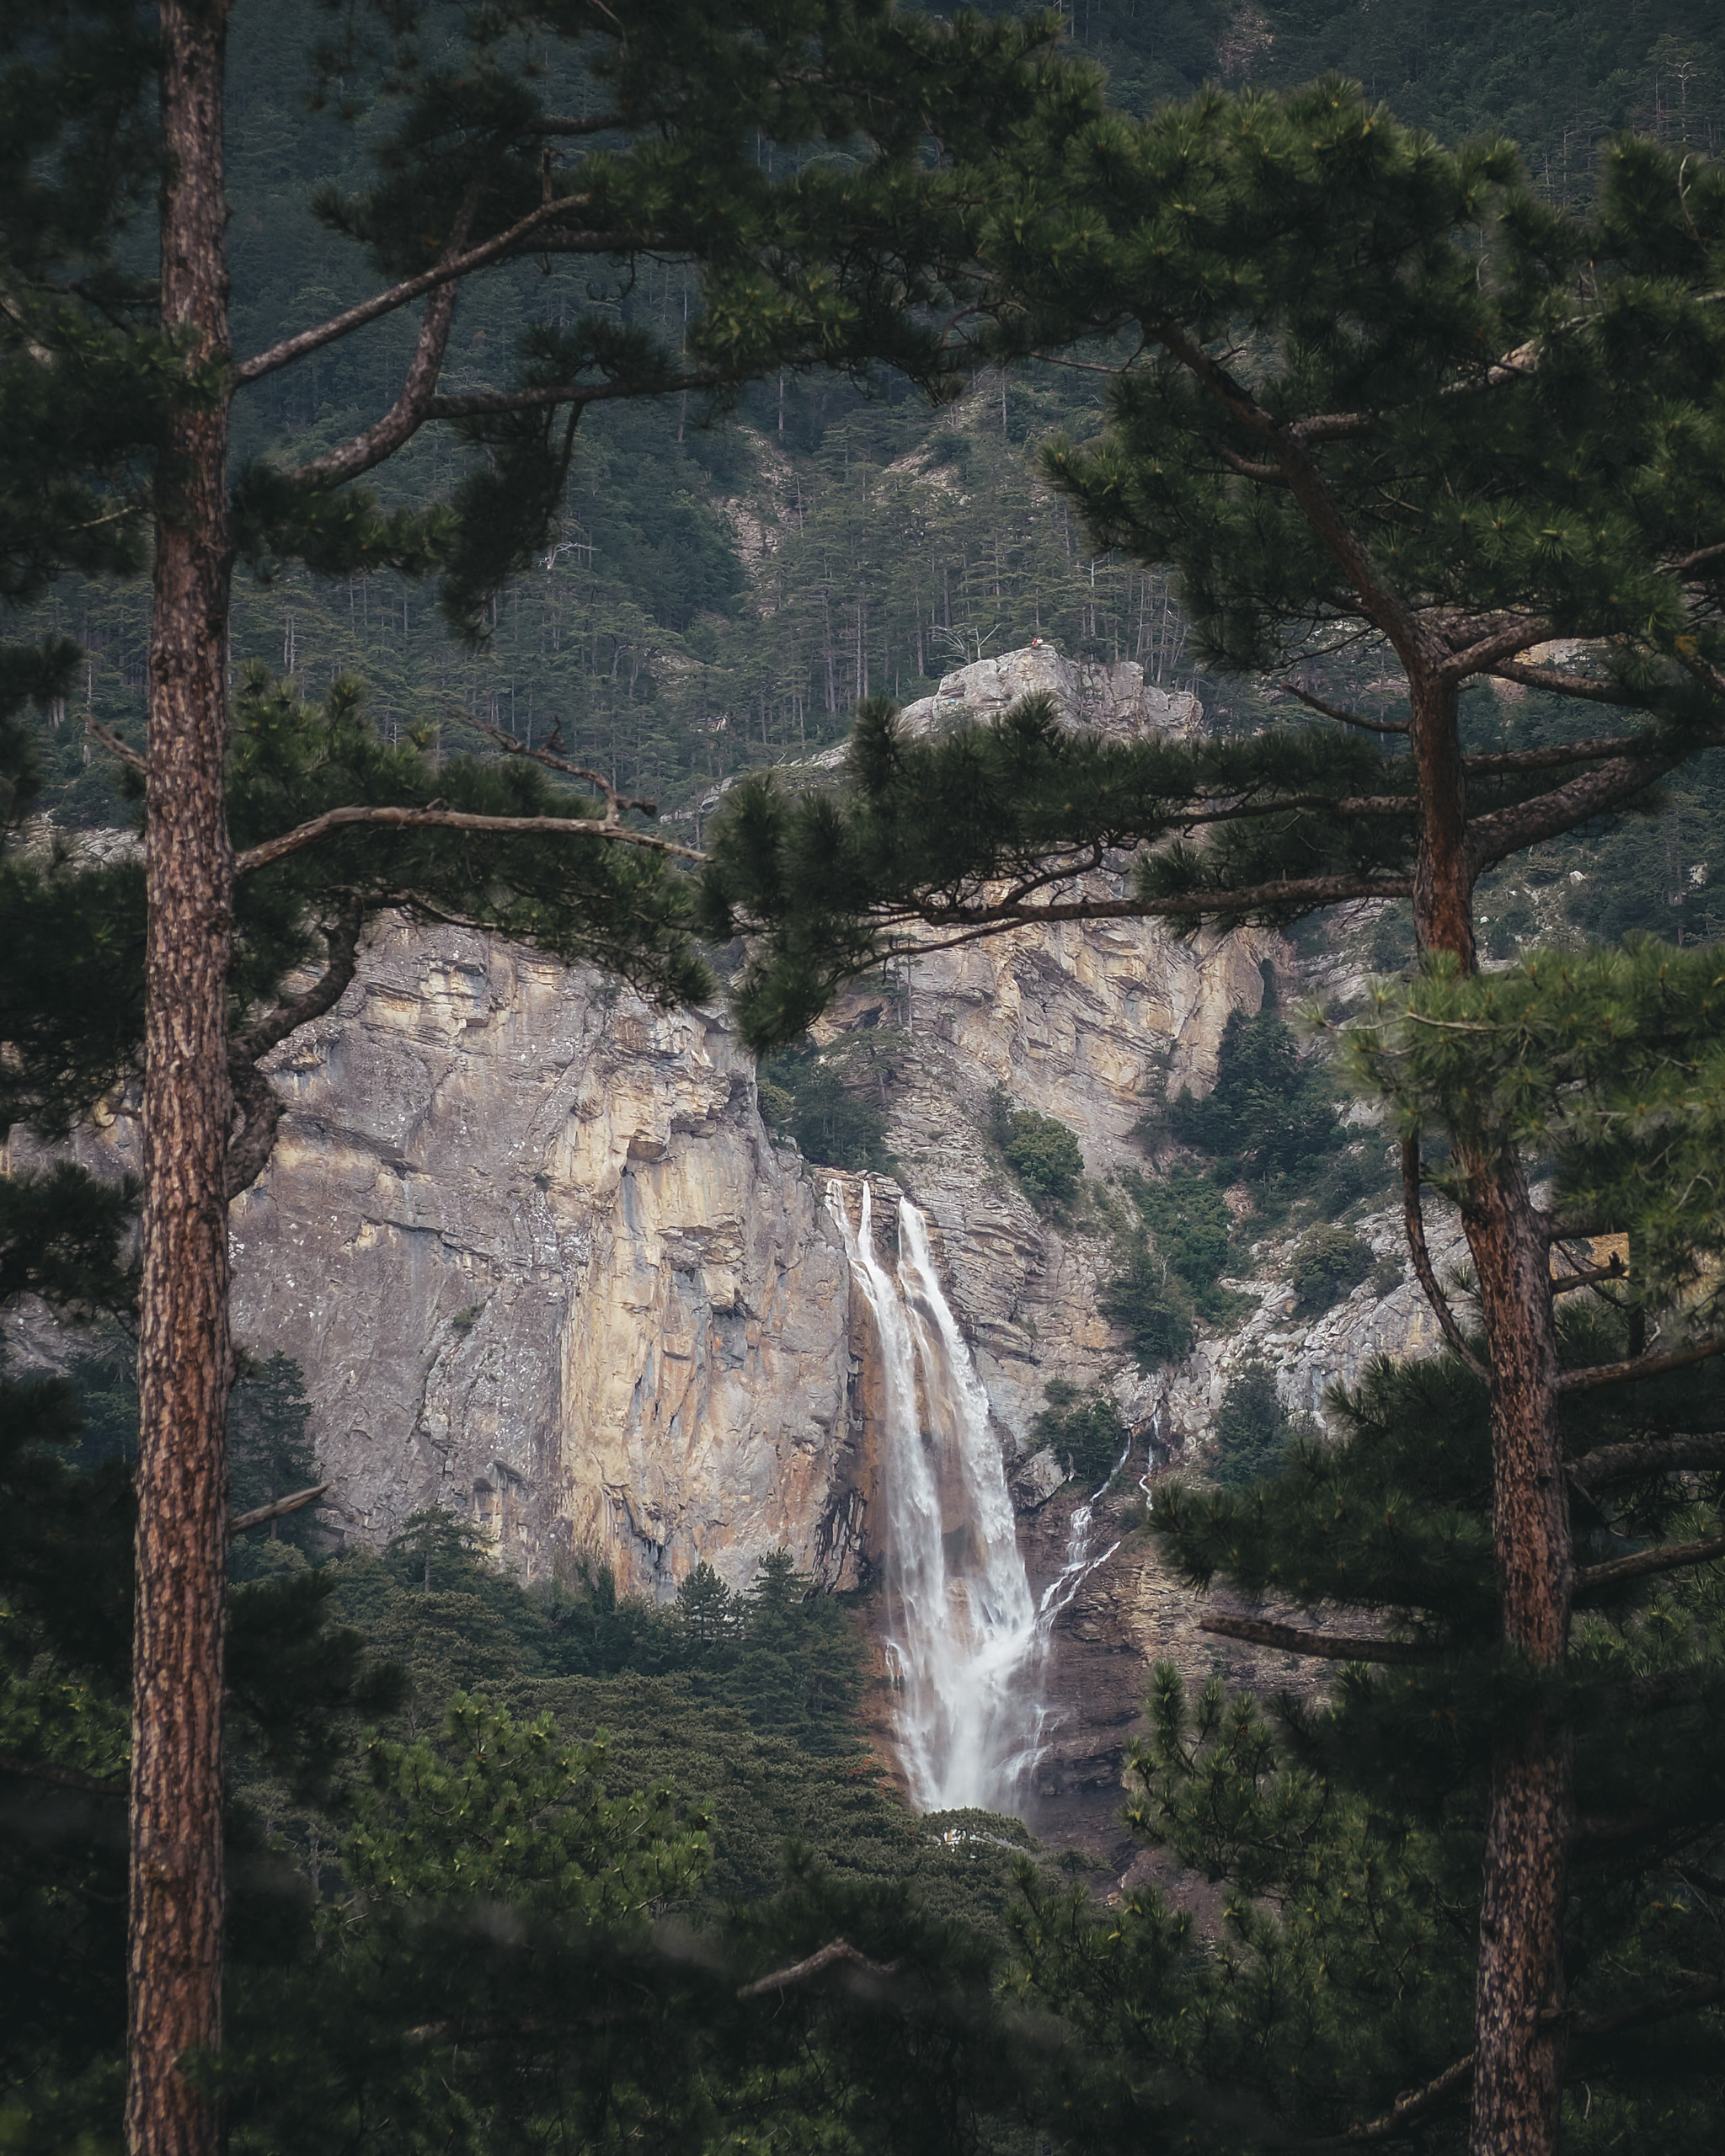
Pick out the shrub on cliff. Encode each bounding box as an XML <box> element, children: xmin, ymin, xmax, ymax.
<box><xmin>1210</xmin><ymin>1358</ymin><xmax>1314</xmax><ymax>1489</ymax></box>
<box><xmin>756</xmin><ymin>1040</ymin><xmax>895</xmax><ymax>1174</ymax></box>
<box><xmin>987</xmin><ymin>1086</ymin><xmax>1085</xmax><ymax>1214</ymax></box>
<box><xmin>1167</xmin><ymin>1006</ymin><xmax>1351</xmax><ymax>1193</ymax></box>
<box><xmin>1032</xmin><ymin>1380</ymin><xmax>1129</xmax><ymax>1489</ymax></box>
<box><xmin>1290</xmin><ymin>1225</ymin><xmax>1375</xmax><ymax>1315</ymax></box>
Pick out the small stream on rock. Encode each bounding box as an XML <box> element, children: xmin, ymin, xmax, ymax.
<box><xmin>827</xmin><ymin>1178</ymin><xmax>1127</xmax><ymax>1817</ymax></box>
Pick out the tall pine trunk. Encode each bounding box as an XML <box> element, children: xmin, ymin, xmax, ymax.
<box><xmin>1407</xmin><ymin>670</ymin><xmax>1573</xmax><ymax>2155</ymax></box>
<box><xmin>126</xmin><ymin>6</ymin><xmax>234</xmax><ymax>2153</ymax></box>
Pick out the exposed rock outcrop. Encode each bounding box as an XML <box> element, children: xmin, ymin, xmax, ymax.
<box><xmin>5</xmin><ymin>645</ymin><xmax>1462</xmax><ymax>1849</ymax></box>
<box><xmin>221</xmin><ymin>648</ymin><xmax>1255</xmax><ymax>1604</ymax></box>
<box><xmin>227</xmin><ymin>926</ymin><xmax>862</xmax><ymax>1595</ymax></box>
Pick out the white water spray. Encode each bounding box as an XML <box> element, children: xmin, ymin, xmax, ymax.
<box><xmin>827</xmin><ymin>1180</ymin><xmax>1040</xmax><ymax>1812</ymax></box>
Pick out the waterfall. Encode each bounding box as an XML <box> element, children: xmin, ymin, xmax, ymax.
<box><xmin>827</xmin><ymin>1179</ymin><xmax>1039</xmax><ymax>1813</ymax></box>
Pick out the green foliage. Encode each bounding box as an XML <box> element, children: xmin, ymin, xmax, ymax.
<box><xmin>0</xmin><ymin>1196</ymin><xmax>397</xmax><ymax>2131</ymax></box>
<box><xmin>331</xmin><ymin>1523</ymin><xmax>868</xmax><ymax>1764</ymax></box>
<box><xmin>1097</xmin><ymin>1232</ymin><xmax>1195</xmax><ymax>1373</ymax></box>
<box><xmin>1097</xmin><ymin>1166</ymin><xmax>1248</xmax><ymax>1371</ymax></box>
<box><xmin>1210</xmin><ymin>1358</ymin><xmax>1305</xmax><ymax>1490</ymax></box>
<box><xmin>1346</xmin><ymin>941</ymin><xmax>1725</xmax><ymax>1322</ymax></box>
<box><xmin>1005</xmin><ymin>939</ymin><xmax>1725</xmax><ymax>2147</ymax></box>
<box><xmin>756</xmin><ymin>1035</ymin><xmax>895</xmax><ymax>1173</ymax></box>
<box><xmin>2</xmin><ymin>670</ymin><xmax>714</xmax><ymax>1160</ymax></box>
<box><xmin>1289</xmin><ymin>1225</ymin><xmax>1375</xmax><ymax>1315</ymax></box>
<box><xmin>703</xmin><ymin>89</ymin><xmax>1725</xmax><ymax>1059</ymax></box>
<box><xmin>1120</xmin><ymin>1167</ymin><xmax>1242</xmax><ymax>1321</ymax></box>
<box><xmin>1031</xmin><ymin>1380</ymin><xmax>1128</xmax><ymax>1489</ymax></box>
<box><xmin>988</xmin><ymin>1086</ymin><xmax>1084</xmax><ymax>1213</ymax></box>
<box><xmin>228</xmin><ymin>1352</ymin><xmax>322</xmax><ymax>1577</ymax></box>
<box><xmin>1167</xmin><ymin>1005</ymin><xmax>1347</xmax><ymax>1187</ymax></box>
<box><xmin>702</xmin><ymin>691</ymin><xmax>1413</xmax><ymax>1048</ymax></box>
<box><xmin>218</xmin><ymin>1696</ymin><xmax>714</xmax><ymax>2155</ymax></box>
<box><xmin>1012</xmin><ymin>1288</ymin><xmax>1725</xmax><ymax>2148</ymax></box>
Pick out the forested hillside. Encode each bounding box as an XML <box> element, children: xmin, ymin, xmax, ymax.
<box><xmin>8</xmin><ymin>8</ymin><xmax>1725</xmax><ymax>2152</ymax></box>
<box><xmin>24</xmin><ymin>1</ymin><xmax>1725</xmax><ymax>889</ymax></box>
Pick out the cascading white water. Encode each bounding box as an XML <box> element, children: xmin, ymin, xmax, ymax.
<box><xmin>827</xmin><ymin>1179</ymin><xmax>1040</xmax><ymax>1813</ymax></box>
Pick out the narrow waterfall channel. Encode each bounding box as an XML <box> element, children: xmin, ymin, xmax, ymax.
<box><xmin>827</xmin><ymin>1179</ymin><xmax>1041</xmax><ymax>1812</ymax></box>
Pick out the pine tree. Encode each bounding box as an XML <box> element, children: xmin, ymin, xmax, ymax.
<box><xmin>0</xmin><ymin>1165</ymin><xmax>397</xmax><ymax>2144</ymax></box>
<box><xmin>1012</xmin><ymin>942</ymin><xmax>1725</xmax><ymax>2151</ymax></box>
<box><xmin>700</xmin><ymin>85</ymin><xmax>1725</xmax><ymax>2154</ymax></box>
<box><xmin>2</xmin><ymin>10</ymin><xmax>1095</xmax><ymax>2148</ymax></box>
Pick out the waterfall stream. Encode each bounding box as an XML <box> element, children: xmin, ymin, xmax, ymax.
<box><xmin>827</xmin><ymin>1179</ymin><xmax>1039</xmax><ymax>1812</ymax></box>
<box><xmin>829</xmin><ymin>1177</ymin><xmax>1137</xmax><ymax>1817</ymax></box>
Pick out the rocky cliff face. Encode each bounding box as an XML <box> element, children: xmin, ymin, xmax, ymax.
<box><xmin>8</xmin><ymin>647</ymin><xmax>1454</xmax><ymax>1852</ymax></box>
<box><xmin>223</xmin><ymin>648</ymin><xmax>1280</xmax><ymax>1608</ymax></box>
<box><xmin>227</xmin><ymin>929</ymin><xmax>864</xmax><ymax>1595</ymax></box>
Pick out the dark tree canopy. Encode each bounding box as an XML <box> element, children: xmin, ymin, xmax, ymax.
<box><xmin>701</xmin><ymin>90</ymin><xmax>1725</xmax><ymax>1028</ymax></box>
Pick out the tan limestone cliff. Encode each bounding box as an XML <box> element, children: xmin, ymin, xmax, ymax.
<box><xmin>227</xmin><ymin>921</ymin><xmax>862</xmax><ymax>1595</ymax></box>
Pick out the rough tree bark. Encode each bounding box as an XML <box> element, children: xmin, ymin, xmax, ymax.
<box><xmin>1406</xmin><ymin>659</ymin><xmax>1574</xmax><ymax>2156</ymax></box>
<box><xmin>1463</xmin><ymin>1148</ymin><xmax>1573</xmax><ymax>2154</ymax></box>
<box><xmin>126</xmin><ymin>6</ymin><xmax>235</xmax><ymax>2153</ymax></box>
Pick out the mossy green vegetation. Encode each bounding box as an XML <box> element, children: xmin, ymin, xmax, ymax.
<box><xmin>986</xmin><ymin>1086</ymin><xmax>1085</xmax><ymax>1215</ymax></box>
<box><xmin>1208</xmin><ymin>1358</ymin><xmax>1317</xmax><ymax>1490</ymax></box>
<box><xmin>1029</xmin><ymin>1381</ymin><xmax>1129</xmax><ymax>1490</ymax></box>
<box><xmin>756</xmin><ymin>1032</ymin><xmax>898</xmax><ymax>1175</ymax></box>
<box><xmin>1289</xmin><ymin>1224</ymin><xmax>1376</xmax><ymax>1315</ymax></box>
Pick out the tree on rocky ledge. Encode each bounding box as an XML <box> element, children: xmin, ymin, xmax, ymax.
<box><xmin>701</xmin><ymin>85</ymin><xmax>1725</xmax><ymax>2156</ymax></box>
<box><xmin>0</xmin><ymin>6</ymin><xmax>1092</xmax><ymax>2151</ymax></box>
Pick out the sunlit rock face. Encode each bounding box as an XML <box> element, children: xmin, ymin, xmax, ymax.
<box><xmin>207</xmin><ymin>643</ymin><xmax>1461</xmax><ymax>1849</ymax></box>
<box><xmin>843</xmin><ymin>912</ymin><xmax>1281</xmax><ymax>1447</ymax></box>
<box><xmin>889</xmin><ymin>645</ymin><xmax>1204</xmax><ymax>747</ymax></box>
<box><xmin>227</xmin><ymin>646</ymin><xmax>1256</xmax><ymax>1602</ymax></box>
<box><xmin>229</xmin><ymin>925</ymin><xmax>862</xmax><ymax>1596</ymax></box>
<box><xmin>225</xmin><ymin>888</ymin><xmax>1278</xmax><ymax>1600</ymax></box>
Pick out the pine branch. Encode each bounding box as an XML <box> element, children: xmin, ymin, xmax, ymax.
<box><xmin>1571</xmin><ymin>1805</ymin><xmax>1700</xmax><ymax>1846</ymax></box>
<box><xmin>228</xmin><ymin>898</ymin><xmax>366</xmax><ymax>1067</ymax></box>
<box><xmin>467</xmin><ymin>714</ymin><xmax>659</xmax><ymax>818</ymax></box>
<box><xmin>1438</xmin><ymin>614</ymin><xmax>1553</xmax><ymax>680</ymax></box>
<box><xmin>1551</xmin><ymin>1256</ymin><xmax>1626</xmax><ymax>1296</ymax></box>
<box><xmin>1218</xmin><ymin>445</ymin><xmax>1287</xmax><ymax>483</ymax></box>
<box><xmin>739</xmin><ymin>1938</ymin><xmax>904</xmax><ymax>1996</ymax></box>
<box><xmin>232</xmin><ymin>804</ymin><xmax>705</xmax><ymax>878</ymax></box>
<box><xmin>1148</xmin><ymin>315</ymin><xmax>1427</xmax><ymax>661</ymax></box>
<box><xmin>1574</xmin><ymin>1529</ymin><xmax>1725</xmax><ymax>1597</ymax></box>
<box><xmin>1566</xmin><ymin>1970</ymin><xmax>1725</xmax><ymax>2037</ymax></box>
<box><xmin>233</xmin><ymin>194</ymin><xmax>602</xmax><ymax>386</ymax></box>
<box><xmin>1557</xmin><ymin>1337</ymin><xmax>1723</xmax><ymax>1395</ymax></box>
<box><xmin>1304</xmin><ymin>2051</ymin><xmax>1476</xmax><ymax>2146</ymax></box>
<box><xmin>1465</xmin><ymin>736</ymin><xmax>1720</xmax><ymax>868</ymax></box>
<box><xmin>230</xmin><ymin>1483</ymin><xmax>328</xmax><ymax>1536</ymax></box>
<box><xmin>423</xmin><ymin>365</ymin><xmax>728</xmax><ymax>421</ymax></box>
<box><xmin>226</xmin><ymin>899</ymin><xmax>365</xmax><ymax>1200</ymax></box>
<box><xmin>0</xmin><ymin>1752</ymin><xmax>126</xmax><ymax>1796</ymax></box>
<box><xmin>1463</xmin><ymin>734</ymin><xmax>1669</xmax><ymax>776</ymax></box>
<box><xmin>524</xmin><ymin>113</ymin><xmax>627</xmax><ymax>136</ymax></box>
<box><xmin>1402</xmin><ymin>1133</ymin><xmax>1488</xmax><ymax>1379</ymax></box>
<box><xmin>905</xmin><ymin>870</ymin><xmax>1414</xmax><ymax>934</ymax></box>
<box><xmin>1569</xmin><ymin>1431</ymin><xmax>1725</xmax><ymax>1489</ymax></box>
<box><xmin>1277</xmin><ymin>680</ymin><xmax>1407</xmax><ymax>734</ymax></box>
<box><xmin>1289</xmin><ymin>411</ymin><xmax>1377</xmax><ymax>445</ymax></box>
<box><xmin>1198</xmin><ymin>1614</ymin><xmax>1435</xmax><ymax>1664</ymax></box>
<box><xmin>85</xmin><ymin>714</ymin><xmax>147</xmax><ymax>775</ymax></box>
<box><xmin>1541</xmin><ymin>1214</ymin><xmax>1615</xmax><ymax>1245</ymax></box>
<box><xmin>1304</xmin><ymin>1976</ymin><xmax>1725</xmax><ymax>2147</ymax></box>
<box><xmin>289</xmin><ymin>251</ymin><xmax>467</xmax><ymax>487</ymax></box>
<box><xmin>1488</xmin><ymin>660</ymin><xmax>1638</xmax><ymax>707</ymax></box>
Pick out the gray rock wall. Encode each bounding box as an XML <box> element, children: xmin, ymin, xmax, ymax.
<box><xmin>228</xmin><ymin>924</ymin><xmax>859</xmax><ymax>1595</ymax></box>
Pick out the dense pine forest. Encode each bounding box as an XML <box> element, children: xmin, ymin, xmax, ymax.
<box><xmin>6</xmin><ymin>4</ymin><xmax>1725</xmax><ymax>2153</ymax></box>
<box><xmin>20</xmin><ymin>5</ymin><xmax>1725</xmax><ymax>878</ymax></box>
